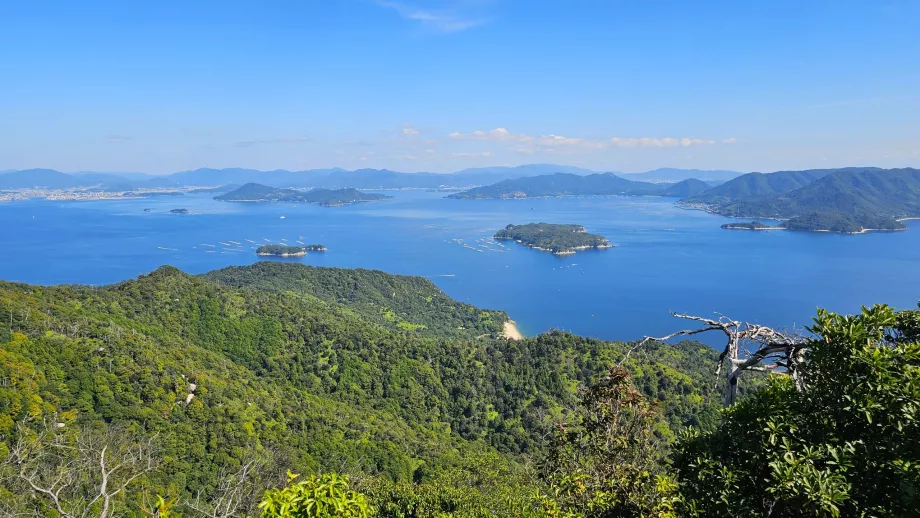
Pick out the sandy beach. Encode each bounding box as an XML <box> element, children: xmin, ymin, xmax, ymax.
<box><xmin>503</xmin><ymin>320</ymin><xmax>524</xmax><ymax>340</ymax></box>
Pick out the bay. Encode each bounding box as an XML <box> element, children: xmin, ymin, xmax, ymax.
<box><xmin>2</xmin><ymin>190</ymin><xmax>919</xmax><ymax>343</ymax></box>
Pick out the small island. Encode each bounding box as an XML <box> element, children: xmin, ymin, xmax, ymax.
<box><xmin>215</xmin><ymin>183</ymin><xmax>391</xmax><ymax>206</ymax></box>
<box><xmin>720</xmin><ymin>213</ymin><xmax>906</xmax><ymax>234</ymax></box>
<box><xmin>169</xmin><ymin>208</ymin><xmax>189</xmax><ymax>214</ymax></box>
<box><xmin>256</xmin><ymin>244</ymin><xmax>326</xmax><ymax>257</ymax></box>
<box><xmin>494</xmin><ymin>223</ymin><xmax>612</xmax><ymax>256</ymax></box>
<box><xmin>721</xmin><ymin>221</ymin><xmax>782</xmax><ymax>230</ymax></box>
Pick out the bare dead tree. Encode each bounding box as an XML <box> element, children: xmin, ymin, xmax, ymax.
<box><xmin>5</xmin><ymin>419</ymin><xmax>158</xmax><ymax>518</ymax></box>
<box><xmin>633</xmin><ymin>312</ymin><xmax>809</xmax><ymax>407</ymax></box>
<box><xmin>185</xmin><ymin>457</ymin><xmax>268</xmax><ymax>518</ymax></box>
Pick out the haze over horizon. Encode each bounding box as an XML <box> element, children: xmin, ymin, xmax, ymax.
<box><xmin>3</xmin><ymin>0</ymin><xmax>919</xmax><ymax>174</ymax></box>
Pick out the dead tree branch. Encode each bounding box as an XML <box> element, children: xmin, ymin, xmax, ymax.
<box><xmin>635</xmin><ymin>311</ymin><xmax>809</xmax><ymax>407</ymax></box>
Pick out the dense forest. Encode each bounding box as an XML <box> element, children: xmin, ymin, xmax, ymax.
<box><xmin>0</xmin><ymin>262</ymin><xmax>917</xmax><ymax>516</ymax></box>
<box><xmin>215</xmin><ymin>183</ymin><xmax>391</xmax><ymax>205</ymax></box>
<box><xmin>494</xmin><ymin>223</ymin><xmax>612</xmax><ymax>255</ymax></box>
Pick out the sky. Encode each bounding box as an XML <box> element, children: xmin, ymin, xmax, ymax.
<box><xmin>1</xmin><ymin>0</ymin><xmax>919</xmax><ymax>174</ymax></box>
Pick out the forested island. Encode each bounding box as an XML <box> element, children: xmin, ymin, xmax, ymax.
<box><xmin>215</xmin><ymin>182</ymin><xmax>391</xmax><ymax>205</ymax></box>
<box><xmin>683</xmin><ymin>167</ymin><xmax>920</xmax><ymax>233</ymax></box>
<box><xmin>256</xmin><ymin>244</ymin><xmax>326</xmax><ymax>256</ymax></box>
<box><xmin>721</xmin><ymin>221</ymin><xmax>780</xmax><ymax>230</ymax></box>
<box><xmin>0</xmin><ymin>262</ymin><xmax>916</xmax><ymax>516</ymax></box>
<box><xmin>448</xmin><ymin>173</ymin><xmax>710</xmax><ymax>199</ymax></box>
<box><xmin>494</xmin><ymin>222</ymin><xmax>612</xmax><ymax>255</ymax></box>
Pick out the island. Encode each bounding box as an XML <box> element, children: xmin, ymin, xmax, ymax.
<box><xmin>215</xmin><ymin>183</ymin><xmax>391</xmax><ymax>206</ymax></box>
<box><xmin>448</xmin><ymin>173</ymin><xmax>709</xmax><ymax>199</ymax></box>
<box><xmin>681</xmin><ymin>167</ymin><xmax>920</xmax><ymax>233</ymax></box>
<box><xmin>783</xmin><ymin>212</ymin><xmax>906</xmax><ymax>234</ymax></box>
<box><xmin>720</xmin><ymin>221</ymin><xmax>782</xmax><ymax>230</ymax></box>
<box><xmin>256</xmin><ymin>244</ymin><xmax>326</xmax><ymax>257</ymax></box>
<box><xmin>169</xmin><ymin>208</ymin><xmax>189</xmax><ymax>214</ymax></box>
<box><xmin>494</xmin><ymin>223</ymin><xmax>612</xmax><ymax>256</ymax></box>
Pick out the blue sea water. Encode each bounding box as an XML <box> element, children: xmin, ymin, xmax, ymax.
<box><xmin>2</xmin><ymin>191</ymin><xmax>919</xmax><ymax>343</ymax></box>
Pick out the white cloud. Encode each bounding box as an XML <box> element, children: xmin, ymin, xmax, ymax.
<box><xmin>401</xmin><ymin>123</ymin><xmax>420</xmax><ymax>136</ymax></box>
<box><xmin>233</xmin><ymin>137</ymin><xmax>309</xmax><ymax>148</ymax></box>
<box><xmin>377</xmin><ymin>1</ymin><xmax>485</xmax><ymax>33</ymax></box>
<box><xmin>452</xmin><ymin>151</ymin><xmax>493</xmax><ymax>158</ymax></box>
<box><xmin>449</xmin><ymin>128</ymin><xmax>730</xmax><ymax>153</ymax></box>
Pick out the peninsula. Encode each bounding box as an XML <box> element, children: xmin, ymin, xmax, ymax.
<box><xmin>494</xmin><ymin>223</ymin><xmax>612</xmax><ymax>256</ymax></box>
<box><xmin>215</xmin><ymin>183</ymin><xmax>391</xmax><ymax>206</ymax></box>
<box><xmin>256</xmin><ymin>244</ymin><xmax>326</xmax><ymax>257</ymax></box>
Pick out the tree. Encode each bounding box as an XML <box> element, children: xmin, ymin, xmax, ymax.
<box><xmin>4</xmin><ymin>420</ymin><xmax>157</xmax><ymax>518</ymax></box>
<box><xmin>539</xmin><ymin>367</ymin><xmax>676</xmax><ymax>518</ymax></box>
<box><xmin>258</xmin><ymin>472</ymin><xmax>371</xmax><ymax>518</ymax></box>
<box><xmin>639</xmin><ymin>312</ymin><xmax>807</xmax><ymax>407</ymax></box>
<box><xmin>673</xmin><ymin>305</ymin><xmax>920</xmax><ymax>516</ymax></box>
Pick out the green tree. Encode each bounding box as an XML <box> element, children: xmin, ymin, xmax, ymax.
<box><xmin>259</xmin><ymin>472</ymin><xmax>372</xmax><ymax>518</ymax></box>
<box><xmin>673</xmin><ymin>304</ymin><xmax>920</xmax><ymax>516</ymax></box>
<box><xmin>540</xmin><ymin>367</ymin><xmax>676</xmax><ymax>518</ymax></box>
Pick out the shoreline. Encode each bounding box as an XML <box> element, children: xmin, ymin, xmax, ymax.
<box><xmin>502</xmin><ymin>320</ymin><xmax>524</xmax><ymax>341</ymax></box>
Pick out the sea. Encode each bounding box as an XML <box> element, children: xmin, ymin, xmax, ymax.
<box><xmin>3</xmin><ymin>190</ymin><xmax>919</xmax><ymax>344</ymax></box>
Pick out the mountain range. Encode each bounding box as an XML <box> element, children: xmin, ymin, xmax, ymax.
<box><xmin>447</xmin><ymin>167</ymin><xmax>920</xmax><ymax>233</ymax></box>
<box><xmin>0</xmin><ymin>164</ymin><xmax>742</xmax><ymax>190</ymax></box>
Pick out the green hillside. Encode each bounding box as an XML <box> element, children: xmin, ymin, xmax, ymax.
<box><xmin>685</xmin><ymin>167</ymin><xmax>854</xmax><ymax>204</ymax></box>
<box><xmin>685</xmin><ymin>167</ymin><xmax>920</xmax><ymax>232</ymax></box>
<box><xmin>0</xmin><ymin>263</ymin><xmax>726</xmax><ymax>514</ymax></box>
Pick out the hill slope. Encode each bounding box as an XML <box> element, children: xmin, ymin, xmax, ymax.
<box><xmin>0</xmin><ymin>263</ymin><xmax>725</xmax><ymax>506</ymax></box>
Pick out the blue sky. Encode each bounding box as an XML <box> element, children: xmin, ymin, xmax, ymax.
<box><xmin>2</xmin><ymin>0</ymin><xmax>918</xmax><ymax>174</ymax></box>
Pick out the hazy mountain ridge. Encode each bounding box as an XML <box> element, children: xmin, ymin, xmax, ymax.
<box><xmin>446</xmin><ymin>173</ymin><xmax>706</xmax><ymax>199</ymax></box>
<box><xmin>0</xmin><ymin>165</ymin><xmax>737</xmax><ymax>190</ymax></box>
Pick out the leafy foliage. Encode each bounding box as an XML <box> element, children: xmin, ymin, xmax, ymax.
<box><xmin>539</xmin><ymin>367</ymin><xmax>676</xmax><ymax>518</ymax></box>
<box><xmin>259</xmin><ymin>472</ymin><xmax>371</xmax><ymax>517</ymax></box>
<box><xmin>673</xmin><ymin>304</ymin><xmax>920</xmax><ymax>516</ymax></box>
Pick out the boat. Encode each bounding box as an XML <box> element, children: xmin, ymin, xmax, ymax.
<box><xmin>280</xmin><ymin>216</ymin><xmax>286</xmax><ymax>219</ymax></box>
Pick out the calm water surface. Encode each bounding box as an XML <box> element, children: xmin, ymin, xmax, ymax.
<box><xmin>3</xmin><ymin>191</ymin><xmax>919</xmax><ymax>343</ymax></box>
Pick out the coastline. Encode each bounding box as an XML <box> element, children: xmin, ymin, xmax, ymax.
<box><xmin>503</xmin><ymin>320</ymin><xmax>524</xmax><ymax>341</ymax></box>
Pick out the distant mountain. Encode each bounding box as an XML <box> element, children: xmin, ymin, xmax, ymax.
<box><xmin>214</xmin><ymin>183</ymin><xmax>391</xmax><ymax>205</ymax></box>
<box><xmin>447</xmin><ymin>173</ymin><xmax>667</xmax><ymax>199</ymax></box>
<box><xmin>685</xmin><ymin>168</ymin><xmax>869</xmax><ymax>205</ymax></box>
<box><xmin>684</xmin><ymin>167</ymin><xmax>920</xmax><ymax>233</ymax></box>
<box><xmin>0</xmin><ymin>164</ymin><xmax>602</xmax><ymax>191</ymax></box>
<box><xmin>658</xmin><ymin>178</ymin><xmax>711</xmax><ymax>198</ymax></box>
<box><xmin>0</xmin><ymin>169</ymin><xmax>84</xmax><ymax>189</ymax></box>
<box><xmin>620</xmin><ymin>168</ymin><xmax>742</xmax><ymax>183</ymax></box>
<box><xmin>0</xmin><ymin>169</ymin><xmax>139</xmax><ymax>189</ymax></box>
